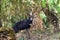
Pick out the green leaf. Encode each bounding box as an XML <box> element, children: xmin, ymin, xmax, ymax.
<box><xmin>41</xmin><ymin>0</ymin><xmax>46</xmax><ymax>8</ymax></box>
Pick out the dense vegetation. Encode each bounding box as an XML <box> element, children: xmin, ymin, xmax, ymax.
<box><xmin>0</xmin><ymin>0</ymin><xmax>60</xmax><ymax>40</ymax></box>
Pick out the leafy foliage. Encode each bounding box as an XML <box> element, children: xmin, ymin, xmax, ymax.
<box><xmin>0</xmin><ymin>0</ymin><xmax>60</xmax><ymax>40</ymax></box>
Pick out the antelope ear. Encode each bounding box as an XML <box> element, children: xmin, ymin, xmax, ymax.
<box><xmin>27</xmin><ymin>12</ymin><xmax>32</xmax><ymax>17</ymax></box>
<box><xmin>30</xmin><ymin>12</ymin><xmax>32</xmax><ymax>15</ymax></box>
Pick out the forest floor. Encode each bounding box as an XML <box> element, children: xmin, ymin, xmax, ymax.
<box><xmin>16</xmin><ymin>29</ymin><xmax>60</xmax><ymax>40</ymax></box>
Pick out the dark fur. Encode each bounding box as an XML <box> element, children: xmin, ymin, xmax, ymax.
<box><xmin>13</xmin><ymin>18</ymin><xmax>32</xmax><ymax>33</ymax></box>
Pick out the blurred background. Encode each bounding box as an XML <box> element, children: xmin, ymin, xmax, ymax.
<box><xmin>0</xmin><ymin>0</ymin><xmax>60</xmax><ymax>40</ymax></box>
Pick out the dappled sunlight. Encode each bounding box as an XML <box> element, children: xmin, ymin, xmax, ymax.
<box><xmin>0</xmin><ymin>0</ymin><xmax>60</xmax><ymax>40</ymax></box>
